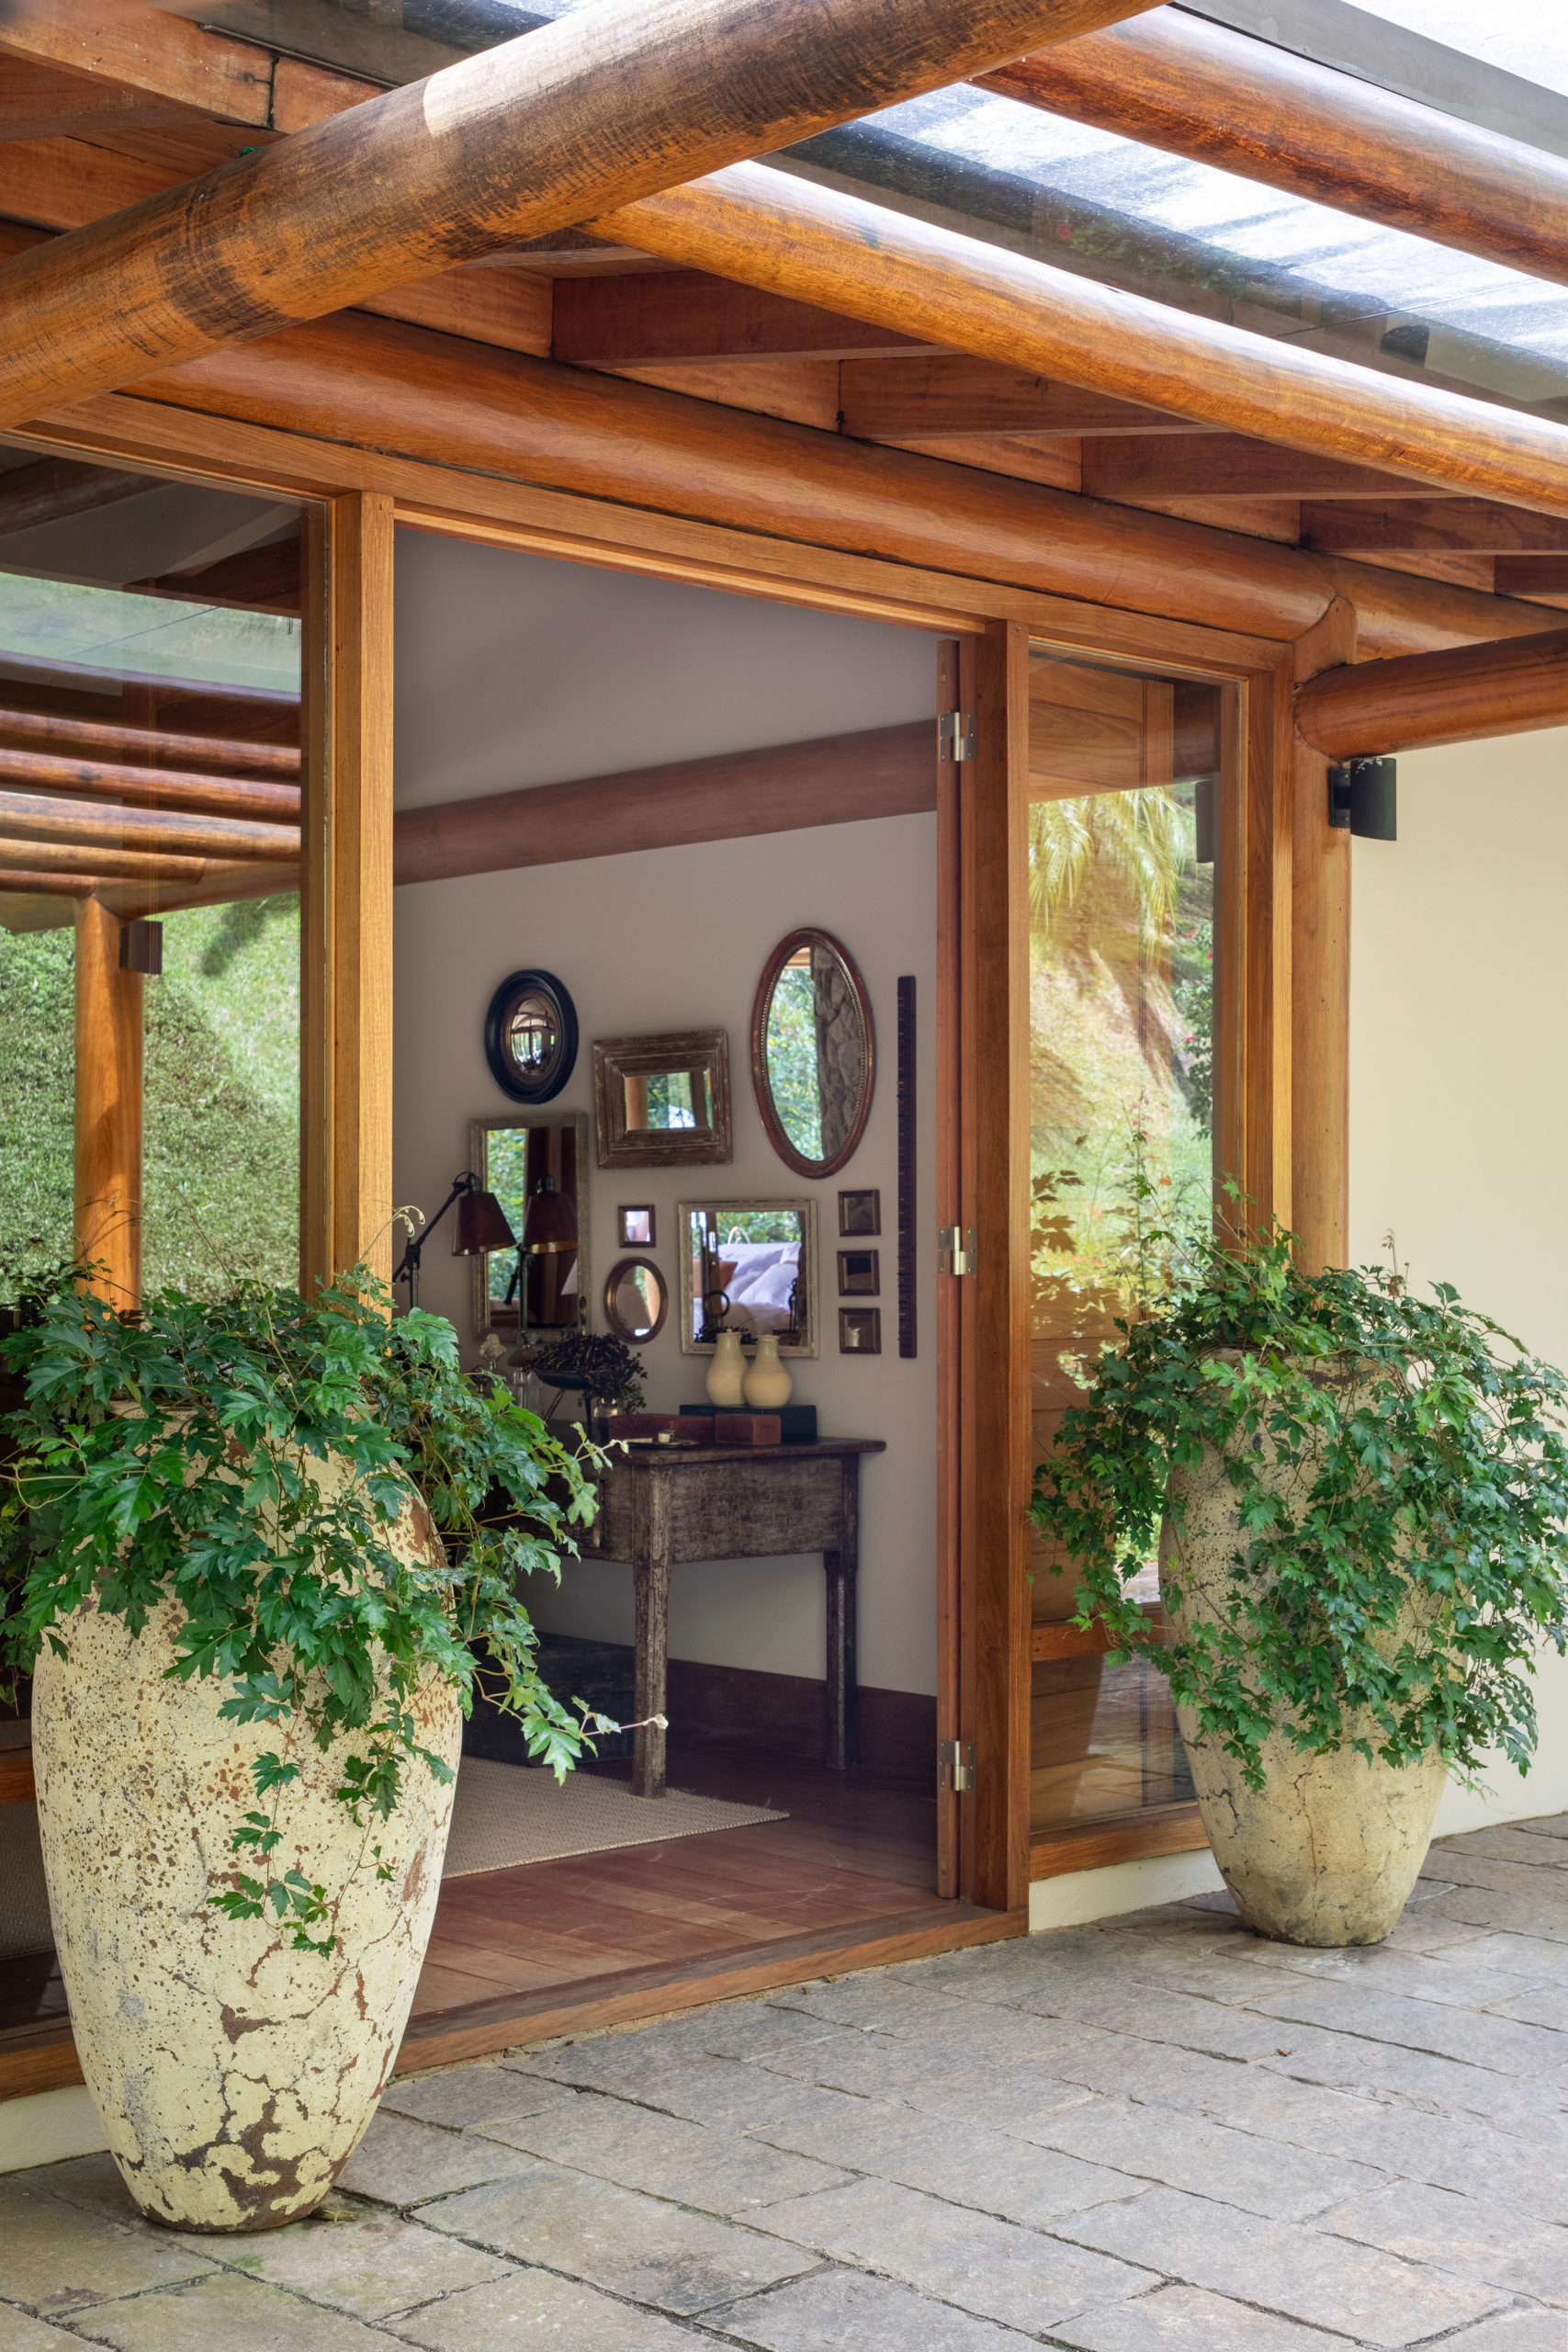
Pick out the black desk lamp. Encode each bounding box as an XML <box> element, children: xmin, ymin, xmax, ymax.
<box><xmin>394</xmin><ymin>1170</ymin><xmax>514</xmax><ymax>1309</ymax></box>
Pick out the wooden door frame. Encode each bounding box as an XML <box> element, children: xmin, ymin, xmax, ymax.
<box><xmin>1</xmin><ymin>397</ymin><xmax>1322</xmax><ymax>1928</ymax></box>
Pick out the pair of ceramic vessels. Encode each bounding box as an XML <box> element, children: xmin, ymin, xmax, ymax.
<box><xmin>704</xmin><ymin>1327</ymin><xmax>793</xmax><ymax>1410</ymax></box>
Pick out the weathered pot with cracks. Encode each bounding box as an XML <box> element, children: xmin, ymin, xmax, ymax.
<box><xmin>32</xmin><ymin>1513</ymin><xmax>461</xmax><ymax>2233</ymax></box>
<box><xmin>1160</xmin><ymin>1372</ymin><xmax>1447</xmax><ymax>1948</ymax></box>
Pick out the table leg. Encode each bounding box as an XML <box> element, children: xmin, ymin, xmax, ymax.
<box><xmin>824</xmin><ymin>1456</ymin><xmax>860</xmax><ymax>1770</ymax></box>
<box><xmin>631</xmin><ymin>1467</ymin><xmax>671</xmax><ymax>1799</ymax></box>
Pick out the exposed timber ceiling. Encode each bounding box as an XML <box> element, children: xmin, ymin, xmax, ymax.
<box><xmin>3</xmin><ymin>1</ymin><xmax>1568</xmax><ymax>613</ymax></box>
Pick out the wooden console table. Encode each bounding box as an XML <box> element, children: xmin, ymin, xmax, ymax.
<box><xmin>582</xmin><ymin>1440</ymin><xmax>885</xmax><ymax>1799</ymax></box>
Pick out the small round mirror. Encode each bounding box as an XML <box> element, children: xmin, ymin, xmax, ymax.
<box><xmin>484</xmin><ymin>968</ymin><xmax>578</xmax><ymax>1103</ymax></box>
<box><xmin>603</xmin><ymin>1257</ymin><xmax>668</xmax><ymax>1344</ymax></box>
<box><xmin>750</xmin><ymin>929</ymin><xmax>874</xmax><ymax>1178</ymax></box>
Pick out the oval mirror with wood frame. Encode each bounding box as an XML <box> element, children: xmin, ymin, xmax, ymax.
<box><xmin>604</xmin><ymin>1256</ymin><xmax>668</xmax><ymax>1344</ymax></box>
<box><xmin>750</xmin><ymin>929</ymin><xmax>875</xmax><ymax>1180</ymax></box>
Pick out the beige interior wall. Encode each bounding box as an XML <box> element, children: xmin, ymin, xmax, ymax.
<box><xmin>1349</xmin><ymin>724</ymin><xmax>1568</xmax><ymax>1834</ymax></box>
<box><xmin>392</xmin><ymin>530</ymin><xmax>939</xmax><ymax>1696</ymax></box>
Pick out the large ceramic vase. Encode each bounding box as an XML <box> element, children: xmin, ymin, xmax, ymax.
<box><xmin>32</xmin><ymin>1489</ymin><xmax>462</xmax><ymax>2233</ymax></box>
<box><xmin>1160</xmin><ymin>1374</ymin><xmax>1446</xmax><ymax>1948</ymax></box>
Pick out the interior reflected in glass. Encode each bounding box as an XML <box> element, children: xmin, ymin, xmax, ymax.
<box><xmin>751</xmin><ymin>928</ymin><xmax>874</xmax><ymax>1178</ymax></box>
<box><xmin>624</xmin><ymin>1065</ymin><xmax>711</xmax><ymax>1135</ymax></box>
<box><xmin>469</xmin><ymin>1113</ymin><xmax>589</xmax><ymax>1339</ymax></box>
<box><xmin>678</xmin><ymin>1198</ymin><xmax>817</xmax><ymax>1357</ymax></box>
<box><xmin>1026</xmin><ymin>649</ymin><xmax>1228</xmax><ymax>1838</ymax></box>
<box><xmin>604</xmin><ymin>1256</ymin><xmax>667</xmax><ymax>1345</ymax></box>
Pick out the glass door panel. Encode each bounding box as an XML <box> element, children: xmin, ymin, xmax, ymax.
<box><xmin>1027</xmin><ymin>649</ymin><xmax>1231</xmax><ymax>1838</ymax></box>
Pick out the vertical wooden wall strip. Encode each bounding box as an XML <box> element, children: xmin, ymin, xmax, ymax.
<box><xmin>73</xmin><ymin>896</ymin><xmax>141</xmax><ymax>1307</ymax></box>
<box><xmin>1242</xmin><ymin>656</ymin><xmax>1295</xmax><ymax>1237</ymax></box>
<box><xmin>1290</xmin><ymin>598</ymin><xmax>1358</xmax><ymax>1271</ymax></box>
<box><xmin>934</xmin><ymin>639</ymin><xmax>962</xmax><ymax>1902</ymax></box>
<box><xmin>959</xmin><ymin>618</ymin><xmax>1031</xmax><ymax>1916</ymax></box>
<box><xmin>300</xmin><ymin>492</ymin><xmax>397</xmax><ymax>1291</ymax></box>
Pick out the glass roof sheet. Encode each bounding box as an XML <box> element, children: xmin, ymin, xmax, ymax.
<box><xmin>161</xmin><ymin>0</ymin><xmax>1568</xmax><ymax>412</ymax></box>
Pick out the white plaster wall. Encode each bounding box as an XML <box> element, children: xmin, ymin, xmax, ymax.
<box><xmin>393</xmin><ymin>532</ymin><xmax>939</xmax><ymax>1695</ymax></box>
<box><xmin>1349</xmin><ymin>724</ymin><xmax>1568</xmax><ymax>1834</ymax></box>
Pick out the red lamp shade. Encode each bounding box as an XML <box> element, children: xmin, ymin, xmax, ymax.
<box><xmin>524</xmin><ymin>1173</ymin><xmax>578</xmax><ymax>1253</ymax></box>
<box><xmin>453</xmin><ymin>1189</ymin><xmax>515</xmax><ymax>1256</ymax></box>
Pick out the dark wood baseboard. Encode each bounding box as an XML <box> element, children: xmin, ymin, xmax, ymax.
<box><xmin>663</xmin><ymin>1659</ymin><xmax>936</xmax><ymax>1781</ymax></box>
<box><xmin>396</xmin><ymin>1900</ymin><xmax>1025</xmax><ymax>2075</ymax></box>
<box><xmin>1030</xmin><ymin>1803</ymin><xmax>1210</xmax><ymax>1882</ymax></box>
<box><xmin>468</xmin><ymin>1646</ymin><xmax>938</xmax><ymax>1785</ymax></box>
<box><xmin>0</xmin><ymin>2018</ymin><xmax>82</xmax><ymax>2098</ymax></box>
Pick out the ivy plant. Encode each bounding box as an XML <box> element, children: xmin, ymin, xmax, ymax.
<box><xmin>0</xmin><ymin>1265</ymin><xmax>608</xmax><ymax>1952</ymax></box>
<box><xmin>1029</xmin><ymin>1222</ymin><xmax>1568</xmax><ymax>1791</ymax></box>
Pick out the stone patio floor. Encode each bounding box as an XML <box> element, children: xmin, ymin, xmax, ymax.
<box><xmin>6</xmin><ymin>1817</ymin><xmax>1568</xmax><ymax>2351</ymax></box>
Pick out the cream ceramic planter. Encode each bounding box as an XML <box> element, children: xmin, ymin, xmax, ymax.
<box><xmin>1161</xmin><ymin>1401</ymin><xmax>1446</xmax><ymax>1948</ymax></box>
<box><xmin>32</xmin><ymin>1505</ymin><xmax>461</xmax><ymax>2233</ymax></box>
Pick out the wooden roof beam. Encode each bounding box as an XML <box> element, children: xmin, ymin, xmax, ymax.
<box><xmin>1301</xmin><ymin>500</ymin><xmax>1568</xmax><ymax>555</ymax></box>
<box><xmin>0</xmin><ymin>790</ymin><xmax>299</xmax><ymax>863</ymax></box>
<box><xmin>590</xmin><ymin>164</ymin><xmax>1568</xmax><ymax>522</ymax></box>
<box><xmin>1495</xmin><ymin>557</ymin><xmax>1568</xmax><ymax>599</ymax></box>
<box><xmin>1296</xmin><ymin>628</ymin><xmax>1568</xmax><ymax>758</ymax></box>
<box><xmin>0</xmin><ymin>453</ymin><xmax>152</xmax><ymax>532</ymax></box>
<box><xmin>130</xmin><ymin>303</ymin><xmax>1561</xmax><ymax>652</ymax></box>
<box><xmin>980</xmin><ymin>8</ymin><xmax>1568</xmax><ymax>288</ymax></box>
<box><xmin>0</xmin><ymin>835</ymin><xmax>276</xmax><ymax>887</ymax></box>
<box><xmin>0</xmin><ymin>707</ymin><xmax>299</xmax><ymax>776</ymax></box>
<box><xmin>838</xmin><ymin>355</ymin><xmax>1192</xmax><ymax>437</ymax></box>
<box><xmin>1082</xmin><ymin>434</ymin><xmax>1425</xmax><ymax>501</ymax></box>
<box><xmin>552</xmin><ymin>270</ymin><xmax>932</xmax><ymax>364</ymax></box>
<box><xmin>0</xmin><ymin>744</ymin><xmax>299</xmax><ymax>821</ymax></box>
<box><xmin>0</xmin><ymin>0</ymin><xmax>1164</xmax><ymax>424</ymax></box>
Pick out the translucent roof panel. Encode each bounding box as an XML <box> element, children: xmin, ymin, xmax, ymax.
<box><xmin>154</xmin><ymin>0</ymin><xmax>1568</xmax><ymax>413</ymax></box>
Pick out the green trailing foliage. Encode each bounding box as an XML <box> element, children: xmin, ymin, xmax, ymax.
<box><xmin>0</xmin><ymin>1265</ymin><xmax>606</xmax><ymax>1952</ymax></box>
<box><xmin>1029</xmin><ymin>1216</ymin><xmax>1568</xmax><ymax>1792</ymax></box>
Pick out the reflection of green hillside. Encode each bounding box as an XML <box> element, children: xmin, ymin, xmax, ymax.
<box><xmin>0</xmin><ymin>899</ymin><xmax>299</xmax><ymax>1299</ymax></box>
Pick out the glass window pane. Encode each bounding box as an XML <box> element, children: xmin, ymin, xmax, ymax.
<box><xmin>1027</xmin><ymin>648</ymin><xmax>1227</xmax><ymax>1836</ymax></box>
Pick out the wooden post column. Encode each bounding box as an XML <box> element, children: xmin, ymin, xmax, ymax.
<box><xmin>955</xmin><ymin>618</ymin><xmax>1032</xmax><ymax>1916</ymax></box>
<box><xmin>1291</xmin><ymin>597</ymin><xmax>1358</xmax><ymax>1272</ymax></box>
<box><xmin>300</xmin><ymin>491</ymin><xmax>395</xmax><ymax>1292</ymax></box>
<box><xmin>73</xmin><ymin>895</ymin><xmax>142</xmax><ymax>1307</ymax></box>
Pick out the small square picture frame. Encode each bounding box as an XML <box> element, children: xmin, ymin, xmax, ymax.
<box><xmin>838</xmin><ymin>1248</ymin><xmax>880</xmax><ymax>1296</ymax></box>
<box><xmin>839</xmin><ymin>1306</ymin><xmax>882</xmax><ymax>1355</ymax></box>
<box><xmin>838</xmin><ymin>1188</ymin><xmax>881</xmax><ymax>1238</ymax></box>
<box><xmin>617</xmin><ymin>1205</ymin><xmax>656</xmax><ymax>1249</ymax></box>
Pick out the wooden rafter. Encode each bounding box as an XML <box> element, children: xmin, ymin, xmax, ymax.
<box><xmin>838</xmin><ymin>356</ymin><xmax>1193</xmax><ymax>439</ymax></box>
<box><xmin>553</xmin><ymin>269</ymin><xmax>931</xmax><ymax>364</ymax></box>
<box><xmin>0</xmin><ymin>0</ymin><xmax>1162</xmax><ymax>424</ymax></box>
<box><xmin>0</xmin><ymin>743</ymin><xmax>299</xmax><ymax>820</ymax></box>
<box><xmin>1299</xmin><ymin>501</ymin><xmax>1568</xmax><ymax>556</ymax></box>
<box><xmin>0</xmin><ymin>707</ymin><xmax>299</xmax><ymax>776</ymax></box>
<box><xmin>0</xmin><ymin>789</ymin><xmax>299</xmax><ymax>862</ymax></box>
<box><xmin>1296</xmin><ymin>627</ymin><xmax>1568</xmax><ymax>758</ymax></box>
<box><xmin>0</xmin><ymin>451</ymin><xmax>150</xmax><ymax>531</ymax></box>
<box><xmin>980</xmin><ymin>10</ymin><xmax>1568</xmax><ymax>289</ymax></box>
<box><xmin>1080</xmin><ymin>436</ymin><xmax>1422</xmax><ymax>502</ymax></box>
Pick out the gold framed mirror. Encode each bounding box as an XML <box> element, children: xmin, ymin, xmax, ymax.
<box><xmin>592</xmin><ymin>1030</ymin><xmax>732</xmax><ymax>1169</ymax></box>
<box><xmin>750</xmin><ymin>929</ymin><xmax>875</xmax><ymax>1179</ymax></box>
<box><xmin>676</xmin><ymin>1198</ymin><xmax>818</xmax><ymax>1359</ymax></box>
<box><xmin>469</xmin><ymin>1113</ymin><xmax>590</xmax><ymax>1340</ymax></box>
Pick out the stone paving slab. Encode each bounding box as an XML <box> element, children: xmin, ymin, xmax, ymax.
<box><xmin>6</xmin><ymin>1814</ymin><xmax>1568</xmax><ymax>2352</ymax></box>
<box><xmin>414</xmin><ymin>2163</ymin><xmax>817</xmax><ymax>2313</ymax></box>
<box><xmin>748</xmin><ymin>2174</ymin><xmax>1158</xmax><ymax>2333</ymax></box>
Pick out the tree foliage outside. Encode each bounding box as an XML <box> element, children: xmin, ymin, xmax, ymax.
<box><xmin>0</xmin><ymin>897</ymin><xmax>299</xmax><ymax>1302</ymax></box>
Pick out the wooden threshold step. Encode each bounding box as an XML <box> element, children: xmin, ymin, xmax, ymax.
<box><xmin>396</xmin><ymin>1898</ymin><xmax>1026</xmax><ymax>2075</ymax></box>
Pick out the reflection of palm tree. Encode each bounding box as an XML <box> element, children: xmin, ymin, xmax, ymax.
<box><xmin>1029</xmin><ymin>790</ymin><xmax>1185</xmax><ymax>945</ymax></box>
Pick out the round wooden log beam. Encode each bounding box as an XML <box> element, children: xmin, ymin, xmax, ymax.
<box><xmin>0</xmin><ymin>707</ymin><xmax>299</xmax><ymax>778</ymax></box>
<box><xmin>0</xmin><ymin>791</ymin><xmax>299</xmax><ymax>864</ymax></box>
<box><xmin>0</xmin><ymin>837</ymin><xmax>229</xmax><ymax>885</ymax></box>
<box><xmin>0</xmin><ymin>0</ymin><xmax>1159</xmax><ymax>426</ymax></box>
<box><xmin>978</xmin><ymin>14</ymin><xmax>1568</xmax><ymax>288</ymax></box>
<box><xmin>1295</xmin><ymin>626</ymin><xmax>1568</xmax><ymax>758</ymax></box>
<box><xmin>0</xmin><ymin>744</ymin><xmax>299</xmax><ymax>820</ymax></box>
<box><xmin>590</xmin><ymin>164</ymin><xmax>1568</xmax><ymax>522</ymax></box>
<box><xmin>130</xmin><ymin>307</ymin><xmax>1566</xmax><ymax>654</ymax></box>
<box><xmin>0</xmin><ymin>866</ymin><xmax>101</xmax><ymax>897</ymax></box>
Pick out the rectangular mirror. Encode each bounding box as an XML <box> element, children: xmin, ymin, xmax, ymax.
<box><xmin>677</xmin><ymin>1198</ymin><xmax>818</xmax><ymax>1359</ymax></box>
<box><xmin>593</xmin><ymin>1030</ymin><xmax>732</xmax><ymax>1167</ymax></box>
<box><xmin>469</xmin><ymin>1114</ymin><xmax>590</xmax><ymax>1340</ymax></box>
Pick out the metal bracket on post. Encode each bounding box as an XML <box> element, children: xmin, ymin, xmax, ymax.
<box><xmin>938</xmin><ymin>1225</ymin><xmax>976</xmax><ymax>1276</ymax></box>
<box><xmin>937</xmin><ymin>709</ymin><xmax>975</xmax><ymax>763</ymax></box>
<box><xmin>938</xmin><ymin>1740</ymin><xmax>976</xmax><ymax>1793</ymax></box>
